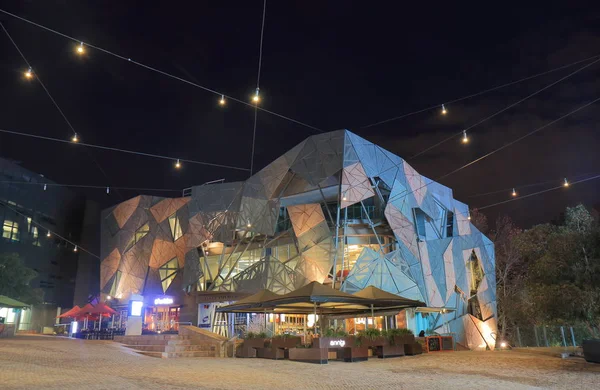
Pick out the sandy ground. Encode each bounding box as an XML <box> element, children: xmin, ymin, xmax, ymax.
<box><xmin>0</xmin><ymin>335</ymin><xmax>598</xmax><ymax>389</ymax></box>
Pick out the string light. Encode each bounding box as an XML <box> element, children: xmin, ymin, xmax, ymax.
<box><xmin>219</xmin><ymin>95</ymin><xmax>225</xmax><ymax>106</ymax></box>
<box><xmin>76</xmin><ymin>42</ymin><xmax>85</xmax><ymax>54</ymax></box>
<box><xmin>46</xmin><ymin>231</ymin><xmax>51</xmax><ymax>238</ymax></box>
<box><xmin>441</xmin><ymin>104</ymin><xmax>447</xmax><ymax>115</ymax></box>
<box><xmin>43</xmin><ymin>184</ymin><xmax>47</xmax><ymax>191</ymax></box>
<box><xmin>563</xmin><ymin>178</ymin><xmax>569</xmax><ymax>187</ymax></box>
<box><xmin>462</xmin><ymin>130</ymin><xmax>469</xmax><ymax>144</ymax></box>
<box><xmin>73</xmin><ymin>245</ymin><xmax>78</xmax><ymax>253</ymax></box>
<box><xmin>71</xmin><ymin>133</ymin><xmax>79</xmax><ymax>143</ymax></box>
<box><xmin>24</xmin><ymin>67</ymin><xmax>33</xmax><ymax>79</ymax></box>
<box><xmin>106</xmin><ymin>187</ymin><xmax>110</xmax><ymax>194</ymax></box>
<box><xmin>511</xmin><ymin>188</ymin><xmax>517</xmax><ymax>197</ymax></box>
<box><xmin>175</xmin><ymin>159</ymin><xmax>181</xmax><ymax>169</ymax></box>
<box><xmin>252</xmin><ymin>88</ymin><xmax>260</xmax><ymax>103</ymax></box>
<box><xmin>246</xmin><ymin>220</ymin><xmax>252</xmax><ymax>228</ymax></box>
<box><xmin>342</xmin><ymin>194</ymin><xmax>347</xmax><ymax>201</ymax></box>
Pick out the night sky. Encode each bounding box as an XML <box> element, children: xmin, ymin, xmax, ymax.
<box><xmin>1</xmin><ymin>1</ymin><xmax>599</xmax><ymax>229</ymax></box>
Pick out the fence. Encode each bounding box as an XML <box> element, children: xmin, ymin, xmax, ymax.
<box><xmin>514</xmin><ymin>325</ymin><xmax>599</xmax><ymax>348</ymax></box>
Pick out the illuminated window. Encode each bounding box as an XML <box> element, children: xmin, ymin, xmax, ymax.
<box><xmin>168</xmin><ymin>213</ymin><xmax>183</xmax><ymax>241</ymax></box>
<box><xmin>2</xmin><ymin>220</ymin><xmax>20</xmax><ymax>242</ymax></box>
<box><xmin>124</xmin><ymin>223</ymin><xmax>150</xmax><ymax>252</ymax></box>
<box><xmin>32</xmin><ymin>226</ymin><xmax>41</xmax><ymax>247</ymax></box>
<box><xmin>159</xmin><ymin>257</ymin><xmax>178</xmax><ymax>293</ymax></box>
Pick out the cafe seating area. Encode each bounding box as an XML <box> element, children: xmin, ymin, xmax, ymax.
<box><xmin>236</xmin><ymin>332</ymin><xmax>427</xmax><ymax>364</ymax></box>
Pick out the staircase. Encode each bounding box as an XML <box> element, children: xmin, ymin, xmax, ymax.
<box><xmin>114</xmin><ymin>326</ymin><xmax>233</xmax><ymax>358</ymax></box>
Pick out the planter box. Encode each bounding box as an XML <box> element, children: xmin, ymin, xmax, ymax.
<box><xmin>375</xmin><ymin>344</ymin><xmax>405</xmax><ymax>358</ymax></box>
<box><xmin>242</xmin><ymin>338</ymin><xmax>268</xmax><ymax>348</ymax></box>
<box><xmin>289</xmin><ymin>347</ymin><xmax>328</xmax><ymax>364</ymax></box>
<box><xmin>582</xmin><ymin>339</ymin><xmax>600</xmax><ymax>363</ymax></box>
<box><xmin>404</xmin><ymin>343</ymin><xmax>423</xmax><ymax>355</ymax></box>
<box><xmin>271</xmin><ymin>336</ymin><xmax>302</xmax><ymax>349</ymax></box>
<box><xmin>312</xmin><ymin>336</ymin><xmax>356</xmax><ymax>349</ymax></box>
<box><xmin>358</xmin><ymin>336</ymin><xmax>389</xmax><ymax>348</ymax></box>
<box><xmin>337</xmin><ymin>347</ymin><xmax>369</xmax><ymax>362</ymax></box>
<box><xmin>256</xmin><ymin>347</ymin><xmax>286</xmax><ymax>360</ymax></box>
<box><xmin>236</xmin><ymin>338</ymin><xmax>268</xmax><ymax>358</ymax></box>
<box><xmin>392</xmin><ymin>334</ymin><xmax>415</xmax><ymax>346</ymax></box>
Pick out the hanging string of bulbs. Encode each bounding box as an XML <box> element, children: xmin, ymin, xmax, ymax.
<box><xmin>0</xmin><ymin>199</ymin><xmax>100</xmax><ymax>258</ymax></box>
<box><xmin>409</xmin><ymin>57</ymin><xmax>600</xmax><ymax>160</ymax></box>
<box><xmin>0</xmin><ymin>8</ymin><xmax>321</xmax><ymax>133</ymax></box>
<box><xmin>0</xmin><ymin>179</ymin><xmax>184</xmax><ymax>194</ymax></box>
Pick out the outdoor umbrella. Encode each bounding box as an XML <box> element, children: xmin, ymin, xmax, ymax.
<box><xmin>57</xmin><ymin>305</ymin><xmax>81</xmax><ymax>319</ymax></box>
<box><xmin>0</xmin><ymin>295</ymin><xmax>30</xmax><ymax>309</ymax></box>
<box><xmin>87</xmin><ymin>302</ymin><xmax>117</xmax><ymax>330</ymax></box>
<box><xmin>74</xmin><ymin>303</ymin><xmax>96</xmax><ymax>329</ymax></box>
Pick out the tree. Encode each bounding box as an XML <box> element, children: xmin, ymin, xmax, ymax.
<box><xmin>490</xmin><ymin>215</ymin><xmax>523</xmax><ymax>342</ymax></box>
<box><xmin>0</xmin><ymin>252</ymin><xmax>43</xmax><ymax>304</ymax></box>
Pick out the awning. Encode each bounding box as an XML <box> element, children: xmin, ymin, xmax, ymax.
<box><xmin>352</xmin><ymin>286</ymin><xmax>426</xmax><ymax>308</ymax></box>
<box><xmin>216</xmin><ymin>282</ymin><xmax>424</xmax><ymax>315</ymax></box>
<box><xmin>0</xmin><ymin>295</ymin><xmax>30</xmax><ymax>309</ymax></box>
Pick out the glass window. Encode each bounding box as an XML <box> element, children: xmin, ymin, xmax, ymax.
<box><xmin>159</xmin><ymin>257</ymin><xmax>179</xmax><ymax>293</ymax></box>
<box><xmin>32</xmin><ymin>226</ymin><xmax>41</xmax><ymax>247</ymax></box>
<box><xmin>124</xmin><ymin>223</ymin><xmax>150</xmax><ymax>252</ymax></box>
<box><xmin>168</xmin><ymin>213</ymin><xmax>183</xmax><ymax>242</ymax></box>
<box><xmin>2</xmin><ymin>220</ymin><xmax>20</xmax><ymax>242</ymax></box>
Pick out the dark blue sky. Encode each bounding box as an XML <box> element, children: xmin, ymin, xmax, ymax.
<box><xmin>0</xmin><ymin>1</ymin><xmax>599</xmax><ymax>228</ymax></box>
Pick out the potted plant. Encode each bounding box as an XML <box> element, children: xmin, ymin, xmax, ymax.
<box><xmin>388</xmin><ymin>328</ymin><xmax>415</xmax><ymax>346</ymax></box>
<box><xmin>271</xmin><ymin>334</ymin><xmax>302</xmax><ymax>349</ymax></box>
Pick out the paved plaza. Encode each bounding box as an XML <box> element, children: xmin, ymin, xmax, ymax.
<box><xmin>1</xmin><ymin>336</ymin><xmax>598</xmax><ymax>389</ymax></box>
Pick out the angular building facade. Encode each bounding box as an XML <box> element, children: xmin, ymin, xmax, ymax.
<box><xmin>100</xmin><ymin>130</ymin><xmax>497</xmax><ymax>350</ymax></box>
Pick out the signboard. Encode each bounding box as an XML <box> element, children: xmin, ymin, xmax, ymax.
<box><xmin>154</xmin><ymin>297</ymin><xmax>174</xmax><ymax>305</ymax></box>
<box><xmin>129</xmin><ymin>300</ymin><xmax>143</xmax><ymax>317</ymax></box>
<box><xmin>329</xmin><ymin>339</ymin><xmax>346</xmax><ymax>348</ymax></box>
<box><xmin>198</xmin><ymin>303</ymin><xmax>215</xmax><ymax>328</ymax></box>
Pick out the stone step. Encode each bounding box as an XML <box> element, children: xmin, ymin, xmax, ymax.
<box><xmin>164</xmin><ymin>344</ymin><xmax>213</xmax><ymax>353</ymax></box>
<box><xmin>168</xmin><ymin>339</ymin><xmax>192</xmax><ymax>346</ymax></box>
<box><xmin>162</xmin><ymin>351</ymin><xmax>212</xmax><ymax>358</ymax></box>
<box><xmin>137</xmin><ymin>351</ymin><xmax>163</xmax><ymax>358</ymax></box>
<box><xmin>124</xmin><ymin>344</ymin><xmax>165</xmax><ymax>352</ymax></box>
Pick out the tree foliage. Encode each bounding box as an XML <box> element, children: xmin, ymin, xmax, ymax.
<box><xmin>492</xmin><ymin>204</ymin><xmax>600</xmax><ymax>340</ymax></box>
<box><xmin>0</xmin><ymin>252</ymin><xmax>43</xmax><ymax>304</ymax></box>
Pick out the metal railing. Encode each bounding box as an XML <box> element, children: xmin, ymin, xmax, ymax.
<box><xmin>514</xmin><ymin>325</ymin><xmax>598</xmax><ymax>348</ymax></box>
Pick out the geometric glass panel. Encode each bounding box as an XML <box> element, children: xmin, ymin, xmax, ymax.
<box><xmin>168</xmin><ymin>213</ymin><xmax>183</xmax><ymax>242</ymax></box>
<box><xmin>124</xmin><ymin>223</ymin><xmax>150</xmax><ymax>252</ymax></box>
<box><xmin>159</xmin><ymin>257</ymin><xmax>178</xmax><ymax>293</ymax></box>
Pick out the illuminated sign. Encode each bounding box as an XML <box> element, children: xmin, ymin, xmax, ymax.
<box><xmin>154</xmin><ymin>297</ymin><xmax>174</xmax><ymax>305</ymax></box>
<box><xmin>130</xmin><ymin>301</ymin><xmax>143</xmax><ymax>316</ymax></box>
<box><xmin>329</xmin><ymin>339</ymin><xmax>346</xmax><ymax>347</ymax></box>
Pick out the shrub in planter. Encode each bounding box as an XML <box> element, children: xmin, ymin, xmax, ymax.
<box><xmin>356</xmin><ymin>328</ymin><xmax>387</xmax><ymax>347</ymax></box>
<box><xmin>387</xmin><ymin>328</ymin><xmax>415</xmax><ymax>345</ymax></box>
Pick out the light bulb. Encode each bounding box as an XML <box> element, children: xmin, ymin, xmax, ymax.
<box><xmin>442</xmin><ymin>104</ymin><xmax>447</xmax><ymax>115</ymax></box>
<box><xmin>72</xmin><ymin>133</ymin><xmax>79</xmax><ymax>143</ymax></box>
<box><xmin>43</xmin><ymin>184</ymin><xmax>47</xmax><ymax>191</ymax></box>
<box><xmin>106</xmin><ymin>187</ymin><xmax>110</xmax><ymax>194</ymax></box>
<box><xmin>219</xmin><ymin>95</ymin><xmax>225</xmax><ymax>106</ymax></box>
<box><xmin>252</xmin><ymin>88</ymin><xmax>260</xmax><ymax>103</ymax></box>
<box><xmin>512</xmin><ymin>188</ymin><xmax>517</xmax><ymax>197</ymax></box>
<box><xmin>467</xmin><ymin>215</ymin><xmax>471</xmax><ymax>221</ymax></box>
<box><xmin>106</xmin><ymin>295</ymin><xmax>112</xmax><ymax>300</ymax></box>
<box><xmin>47</xmin><ymin>231</ymin><xmax>51</xmax><ymax>238</ymax></box>
<box><xmin>74</xmin><ymin>245</ymin><xmax>78</xmax><ymax>252</ymax></box>
<box><xmin>77</xmin><ymin>42</ymin><xmax>85</xmax><ymax>54</ymax></box>
<box><xmin>342</xmin><ymin>194</ymin><xmax>347</xmax><ymax>201</ymax></box>
<box><xmin>462</xmin><ymin>130</ymin><xmax>469</xmax><ymax>144</ymax></box>
<box><xmin>24</xmin><ymin>68</ymin><xmax>33</xmax><ymax>79</ymax></box>
<box><xmin>175</xmin><ymin>159</ymin><xmax>181</xmax><ymax>169</ymax></box>
<box><xmin>247</xmin><ymin>220</ymin><xmax>252</xmax><ymax>228</ymax></box>
<box><xmin>563</xmin><ymin>178</ymin><xmax>569</xmax><ymax>187</ymax></box>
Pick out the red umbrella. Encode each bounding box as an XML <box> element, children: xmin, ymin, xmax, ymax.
<box><xmin>87</xmin><ymin>302</ymin><xmax>117</xmax><ymax>316</ymax></box>
<box><xmin>57</xmin><ymin>305</ymin><xmax>81</xmax><ymax>318</ymax></box>
<box><xmin>87</xmin><ymin>302</ymin><xmax>117</xmax><ymax>330</ymax></box>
